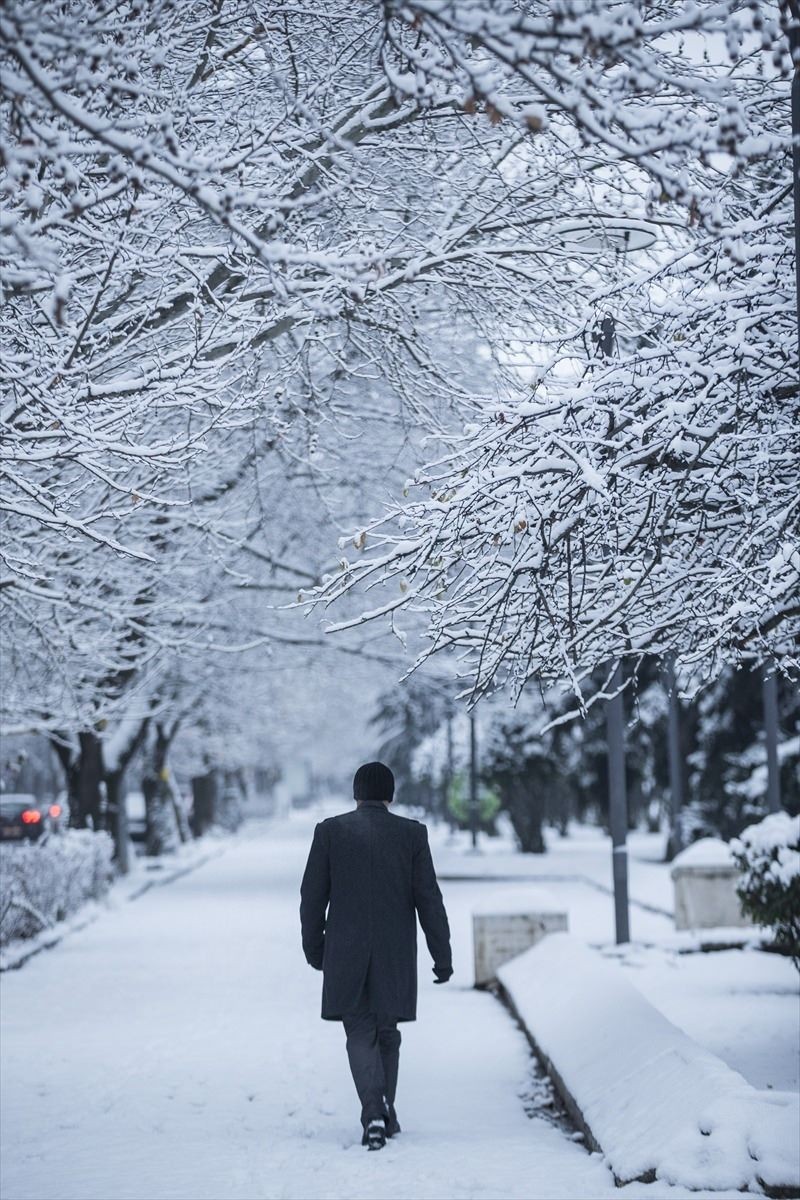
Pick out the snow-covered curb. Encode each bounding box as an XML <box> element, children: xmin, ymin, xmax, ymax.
<box><xmin>0</xmin><ymin>838</ymin><xmax>227</xmax><ymax>972</ymax></box>
<box><xmin>497</xmin><ymin>933</ymin><xmax>799</xmax><ymax>1195</ymax></box>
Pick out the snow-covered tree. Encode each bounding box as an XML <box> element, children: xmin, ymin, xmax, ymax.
<box><xmin>2</xmin><ymin>0</ymin><xmax>605</xmax><ymax>731</ymax></box>
<box><xmin>380</xmin><ymin>0</ymin><xmax>793</xmax><ymax>215</ymax></box>
<box><xmin>309</xmin><ymin>2</ymin><xmax>799</xmax><ymax>703</ymax></box>
<box><xmin>4</xmin><ymin>0</ymin><xmax>798</xmax><ymax>866</ymax></box>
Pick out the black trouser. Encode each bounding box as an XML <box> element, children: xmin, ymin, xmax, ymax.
<box><xmin>342</xmin><ymin>997</ymin><xmax>401</xmax><ymax>1128</ymax></box>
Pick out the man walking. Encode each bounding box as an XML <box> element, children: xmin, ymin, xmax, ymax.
<box><xmin>300</xmin><ymin>761</ymin><xmax>452</xmax><ymax>1150</ymax></box>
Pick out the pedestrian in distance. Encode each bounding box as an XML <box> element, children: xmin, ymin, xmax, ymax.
<box><xmin>300</xmin><ymin>761</ymin><xmax>452</xmax><ymax>1150</ymax></box>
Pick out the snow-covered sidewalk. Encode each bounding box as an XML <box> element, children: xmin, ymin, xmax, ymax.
<box><xmin>0</xmin><ymin>810</ymin><xmax>766</xmax><ymax>1200</ymax></box>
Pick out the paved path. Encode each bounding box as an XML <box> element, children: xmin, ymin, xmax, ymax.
<box><xmin>1</xmin><ymin>812</ymin><xmax>741</xmax><ymax>1200</ymax></box>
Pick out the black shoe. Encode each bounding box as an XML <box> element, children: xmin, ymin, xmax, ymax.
<box><xmin>364</xmin><ymin>1118</ymin><xmax>387</xmax><ymax>1151</ymax></box>
<box><xmin>386</xmin><ymin>1108</ymin><xmax>401</xmax><ymax>1137</ymax></box>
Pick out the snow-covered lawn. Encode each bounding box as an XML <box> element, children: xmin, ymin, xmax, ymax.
<box><xmin>606</xmin><ymin>944</ymin><xmax>798</xmax><ymax>1094</ymax></box>
<box><xmin>434</xmin><ymin>820</ymin><xmax>677</xmax><ymax>924</ymax></box>
<box><xmin>431</xmin><ymin>817</ymin><xmax>798</xmax><ymax>1092</ymax></box>
<box><xmin>0</xmin><ymin>808</ymin><xmax>791</xmax><ymax>1200</ymax></box>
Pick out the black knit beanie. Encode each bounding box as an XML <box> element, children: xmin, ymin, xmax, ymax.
<box><xmin>353</xmin><ymin>761</ymin><xmax>395</xmax><ymax>804</ymax></box>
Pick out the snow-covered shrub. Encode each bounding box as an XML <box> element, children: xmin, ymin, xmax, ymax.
<box><xmin>0</xmin><ymin>831</ymin><xmax>114</xmax><ymax>946</ymax></box>
<box><xmin>731</xmin><ymin>813</ymin><xmax>800</xmax><ymax>968</ymax></box>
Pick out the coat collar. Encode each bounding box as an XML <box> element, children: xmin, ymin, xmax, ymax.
<box><xmin>356</xmin><ymin>800</ymin><xmax>390</xmax><ymax>810</ymax></box>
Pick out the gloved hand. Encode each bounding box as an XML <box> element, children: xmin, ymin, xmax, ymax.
<box><xmin>433</xmin><ymin>965</ymin><xmax>453</xmax><ymax>985</ymax></box>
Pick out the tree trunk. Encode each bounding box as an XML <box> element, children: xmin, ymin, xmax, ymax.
<box><xmin>107</xmin><ymin>717</ymin><xmax>151</xmax><ymax>868</ymax></box>
<box><xmin>106</xmin><ymin>770</ymin><xmax>130</xmax><ymax>874</ymax></box>
<box><xmin>74</xmin><ymin>731</ymin><xmax>104</xmax><ymax>830</ymax></box>
<box><xmin>172</xmin><ymin>787</ymin><xmax>191</xmax><ymax>843</ymax></box>
<box><xmin>503</xmin><ymin>780</ymin><xmax>546</xmax><ymax>854</ymax></box>
<box><xmin>190</xmin><ymin>771</ymin><xmax>218</xmax><ymax>837</ymax></box>
<box><xmin>557</xmin><ymin>791</ymin><xmax>570</xmax><ymax>837</ymax></box>
<box><xmin>142</xmin><ymin>725</ymin><xmax>180</xmax><ymax>856</ymax></box>
<box><xmin>51</xmin><ymin>720</ymin><xmax>148</xmax><ymax>869</ymax></box>
<box><xmin>216</xmin><ymin>769</ymin><xmax>244</xmax><ymax>832</ymax></box>
<box><xmin>50</xmin><ymin>735</ymin><xmax>80</xmax><ymax>817</ymax></box>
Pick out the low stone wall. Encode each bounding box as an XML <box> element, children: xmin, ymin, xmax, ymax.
<box><xmin>497</xmin><ymin>933</ymin><xmax>799</xmax><ymax>1196</ymax></box>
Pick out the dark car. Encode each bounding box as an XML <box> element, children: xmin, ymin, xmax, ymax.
<box><xmin>0</xmin><ymin>794</ymin><xmax>63</xmax><ymax>842</ymax></box>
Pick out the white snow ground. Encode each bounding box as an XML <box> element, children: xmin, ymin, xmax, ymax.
<box><xmin>500</xmin><ymin>935</ymin><xmax>799</xmax><ymax>1192</ymax></box>
<box><xmin>0</xmin><ymin>808</ymin><xmax>790</xmax><ymax>1200</ymax></box>
<box><xmin>606</xmin><ymin>943</ymin><xmax>799</xmax><ymax>1094</ymax></box>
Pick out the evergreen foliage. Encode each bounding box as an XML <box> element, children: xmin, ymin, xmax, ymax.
<box><xmin>732</xmin><ymin>814</ymin><xmax>800</xmax><ymax>968</ymax></box>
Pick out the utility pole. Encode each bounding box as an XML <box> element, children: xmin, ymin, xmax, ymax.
<box><xmin>665</xmin><ymin>657</ymin><xmax>684</xmax><ymax>861</ymax></box>
<box><xmin>596</xmin><ymin>314</ymin><xmax>630</xmax><ymax>941</ymax></box>
<box><xmin>763</xmin><ymin>668</ymin><xmax>782</xmax><ymax>813</ymax></box>
<box><xmin>469</xmin><ymin>711</ymin><xmax>479</xmax><ymax>850</ymax></box>
<box><xmin>789</xmin><ymin>0</ymin><xmax>800</xmax><ymax>365</ymax></box>
<box><xmin>115</xmin><ymin>791</ymin><xmax>130</xmax><ymax>875</ymax></box>
<box><xmin>606</xmin><ymin>661</ymin><xmax>630</xmax><ymax>943</ymax></box>
<box><xmin>444</xmin><ymin>711</ymin><xmax>454</xmax><ymax>827</ymax></box>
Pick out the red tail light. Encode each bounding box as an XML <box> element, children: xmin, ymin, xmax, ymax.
<box><xmin>49</xmin><ymin>805</ymin><xmax>62</xmax><ymax>818</ymax></box>
<box><xmin>21</xmin><ymin>810</ymin><xmax>42</xmax><ymax>824</ymax></box>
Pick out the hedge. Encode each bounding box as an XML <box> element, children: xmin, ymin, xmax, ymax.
<box><xmin>0</xmin><ymin>830</ymin><xmax>114</xmax><ymax>946</ymax></box>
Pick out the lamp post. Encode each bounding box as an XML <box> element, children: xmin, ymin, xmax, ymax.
<box><xmin>469</xmin><ymin>711</ymin><xmax>479</xmax><ymax>850</ymax></box>
<box><xmin>789</xmin><ymin>0</ymin><xmax>800</xmax><ymax>366</ymax></box>
<box><xmin>665</xmin><ymin>657</ymin><xmax>684</xmax><ymax>861</ymax></box>
<box><xmin>443</xmin><ymin>709</ymin><xmax>454</xmax><ymax>828</ymax></box>
<box><xmin>763</xmin><ymin>668</ymin><xmax>782</xmax><ymax>813</ymax></box>
<box><xmin>605</xmin><ymin>661</ymin><xmax>630</xmax><ymax>943</ymax></box>
<box><xmin>551</xmin><ymin>214</ymin><xmax>659</xmax><ymax>943</ymax></box>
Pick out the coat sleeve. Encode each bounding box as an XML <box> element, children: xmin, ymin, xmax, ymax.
<box><xmin>300</xmin><ymin>821</ymin><xmax>330</xmax><ymax>969</ymax></box>
<box><xmin>412</xmin><ymin>823</ymin><xmax>452</xmax><ymax>972</ymax></box>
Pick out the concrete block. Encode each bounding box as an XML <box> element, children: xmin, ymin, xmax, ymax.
<box><xmin>671</xmin><ymin>839</ymin><xmax>747</xmax><ymax>930</ymax></box>
<box><xmin>671</xmin><ymin>868</ymin><xmax>747</xmax><ymax>930</ymax></box>
<box><xmin>473</xmin><ymin>911</ymin><xmax>568</xmax><ymax>986</ymax></box>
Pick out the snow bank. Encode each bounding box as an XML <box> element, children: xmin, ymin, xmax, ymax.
<box><xmin>498</xmin><ymin>933</ymin><xmax>799</xmax><ymax>1193</ymax></box>
<box><xmin>0</xmin><ymin>831</ymin><xmax>113</xmax><ymax>946</ymax></box>
<box><xmin>671</xmin><ymin>837</ymin><xmax>735</xmax><ymax>869</ymax></box>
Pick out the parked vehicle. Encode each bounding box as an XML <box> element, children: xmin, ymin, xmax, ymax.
<box><xmin>125</xmin><ymin>791</ymin><xmax>147</xmax><ymax>842</ymax></box>
<box><xmin>53</xmin><ymin>791</ymin><xmax>70</xmax><ymax>829</ymax></box>
<box><xmin>0</xmin><ymin>794</ymin><xmax>63</xmax><ymax>842</ymax></box>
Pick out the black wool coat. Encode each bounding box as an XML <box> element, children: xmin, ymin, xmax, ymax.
<box><xmin>299</xmin><ymin>801</ymin><xmax>452</xmax><ymax>1021</ymax></box>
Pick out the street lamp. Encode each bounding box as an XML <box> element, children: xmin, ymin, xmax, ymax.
<box><xmin>550</xmin><ymin>216</ymin><xmax>659</xmax><ymax>255</ymax></box>
<box><xmin>546</xmin><ymin>213</ymin><xmax>660</xmax><ymax>943</ymax></box>
<box><xmin>763</xmin><ymin>668</ymin><xmax>782</xmax><ymax>813</ymax></box>
<box><xmin>789</xmin><ymin>1</ymin><xmax>800</xmax><ymax>367</ymax></box>
<box><xmin>469</xmin><ymin>711</ymin><xmax>479</xmax><ymax>851</ymax></box>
